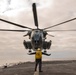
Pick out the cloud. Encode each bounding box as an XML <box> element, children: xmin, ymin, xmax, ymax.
<box><xmin>0</xmin><ymin>0</ymin><xmax>76</xmax><ymax>66</ymax></box>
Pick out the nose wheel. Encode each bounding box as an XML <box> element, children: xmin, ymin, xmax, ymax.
<box><xmin>29</xmin><ymin>49</ymin><xmax>32</xmax><ymax>53</ymax></box>
<box><xmin>44</xmin><ymin>49</ymin><xmax>47</xmax><ymax>53</ymax></box>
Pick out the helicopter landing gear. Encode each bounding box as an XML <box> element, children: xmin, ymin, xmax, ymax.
<box><xmin>44</xmin><ymin>49</ymin><xmax>47</xmax><ymax>53</ymax></box>
<box><xmin>29</xmin><ymin>49</ymin><xmax>32</xmax><ymax>53</ymax></box>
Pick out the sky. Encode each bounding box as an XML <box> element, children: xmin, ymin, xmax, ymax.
<box><xmin>0</xmin><ymin>0</ymin><xmax>76</xmax><ymax>66</ymax></box>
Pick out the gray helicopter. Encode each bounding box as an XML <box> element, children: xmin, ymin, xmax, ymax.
<box><xmin>0</xmin><ymin>3</ymin><xmax>76</xmax><ymax>53</ymax></box>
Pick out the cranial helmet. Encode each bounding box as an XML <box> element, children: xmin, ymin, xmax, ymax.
<box><xmin>37</xmin><ymin>48</ymin><xmax>41</xmax><ymax>50</ymax></box>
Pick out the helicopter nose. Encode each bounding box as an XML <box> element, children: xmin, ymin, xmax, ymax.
<box><xmin>35</xmin><ymin>40</ymin><xmax>39</xmax><ymax>44</ymax></box>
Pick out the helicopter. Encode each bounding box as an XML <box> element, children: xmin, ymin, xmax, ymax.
<box><xmin>0</xmin><ymin>3</ymin><xmax>76</xmax><ymax>53</ymax></box>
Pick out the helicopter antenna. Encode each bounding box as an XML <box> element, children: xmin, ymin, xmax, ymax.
<box><xmin>32</xmin><ymin>3</ymin><xmax>39</xmax><ymax>29</ymax></box>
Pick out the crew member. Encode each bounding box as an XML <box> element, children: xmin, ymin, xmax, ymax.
<box><xmin>28</xmin><ymin>48</ymin><xmax>51</xmax><ymax>72</ymax></box>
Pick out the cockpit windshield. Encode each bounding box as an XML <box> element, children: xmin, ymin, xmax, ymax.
<box><xmin>34</xmin><ymin>34</ymin><xmax>40</xmax><ymax>41</ymax></box>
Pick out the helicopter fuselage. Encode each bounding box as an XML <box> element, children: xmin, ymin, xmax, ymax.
<box><xmin>31</xmin><ymin>30</ymin><xmax>43</xmax><ymax>49</ymax></box>
<box><xmin>23</xmin><ymin>29</ymin><xmax>52</xmax><ymax>51</ymax></box>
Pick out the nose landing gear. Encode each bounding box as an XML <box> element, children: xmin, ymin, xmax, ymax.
<box><xmin>44</xmin><ymin>49</ymin><xmax>47</xmax><ymax>53</ymax></box>
<box><xmin>29</xmin><ymin>49</ymin><xmax>32</xmax><ymax>53</ymax></box>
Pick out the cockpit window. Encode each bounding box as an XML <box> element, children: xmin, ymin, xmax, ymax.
<box><xmin>34</xmin><ymin>34</ymin><xmax>40</xmax><ymax>40</ymax></box>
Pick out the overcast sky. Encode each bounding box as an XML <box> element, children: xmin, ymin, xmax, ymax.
<box><xmin>0</xmin><ymin>0</ymin><xmax>76</xmax><ymax>66</ymax></box>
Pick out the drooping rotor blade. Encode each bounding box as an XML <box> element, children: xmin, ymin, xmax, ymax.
<box><xmin>46</xmin><ymin>29</ymin><xmax>76</xmax><ymax>32</ymax></box>
<box><xmin>47</xmin><ymin>33</ymin><xmax>54</xmax><ymax>37</ymax></box>
<box><xmin>0</xmin><ymin>18</ymin><xmax>33</xmax><ymax>29</ymax></box>
<box><xmin>43</xmin><ymin>17</ymin><xmax>76</xmax><ymax>30</ymax></box>
<box><xmin>0</xmin><ymin>29</ymin><xmax>29</xmax><ymax>32</ymax></box>
<box><xmin>32</xmin><ymin>3</ymin><xmax>38</xmax><ymax>28</ymax></box>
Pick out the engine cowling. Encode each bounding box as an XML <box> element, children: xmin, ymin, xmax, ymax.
<box><xmin>23</xmin><ymin>40</ymin><xmax>32</xmax><ymax>49</ymax></box>
<box><xmin>42</xmin><ymin>40</ymin><xmax>52</xmax><ymax>49</ymax></box>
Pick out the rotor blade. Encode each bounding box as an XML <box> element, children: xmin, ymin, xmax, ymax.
<box><xmin>0</xmin><ymin>18</ymin><xmax>33</xmax><ymax>29</ymax></box>
<box><xmin>32</xmin><ymin>3</ymin><xmax>38</xmax><ymax>28</ymax></box>
<box><xmin>47</xmin><ymin>33</ymin><xmax>54</xmax><ymax>37</ymax></box>
<box><xmin>46</xmin><ymin>29</ymin><xmax>76</xmax><ymax>32</ymax></box>
<box><xmin>0</xmin><ymin>29</ymin><xmax>29</xmax><ymax>32</ymax></box>
<box><xmin>43</xmin><ymin>17</ymin><xmax>76</xmax><ymax>30</ymax></box>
